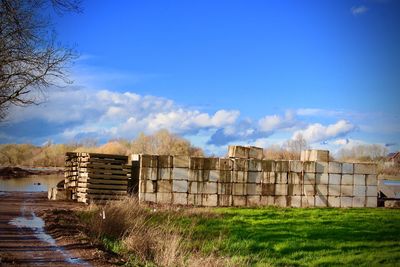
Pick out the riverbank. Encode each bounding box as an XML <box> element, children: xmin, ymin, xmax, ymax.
<box><xmin>0</xmin><ymin>166</ymin><xmax>63</xmax><ymax>178</ymax></box>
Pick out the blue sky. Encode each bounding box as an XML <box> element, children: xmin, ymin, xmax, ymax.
<box><xmin>2</xmin><ymin>0</ymin><xmax>400</xmax><ymax>155</ymax></box>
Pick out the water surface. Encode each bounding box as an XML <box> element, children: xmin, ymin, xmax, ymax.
<box><xmin>0</xmin><ymin>174</ymin><xmax>63</xmax><ymax>192</ymax></box>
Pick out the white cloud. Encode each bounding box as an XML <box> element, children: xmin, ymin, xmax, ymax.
<box><xmin>351</xmin><ymin>6</ymin><xmax>368</xmax><ymax>15</ymax></box>
<box><xmin>292</xmin><ymin>120</ymin><xmax>356</xmax><ymax>143</ymax></box>
<box><xmin>258</xmin><ymin>111</ymin><xmax>297</xmax><ymax>132</ymax></box>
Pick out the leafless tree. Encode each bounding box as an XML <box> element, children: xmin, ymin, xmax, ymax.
<box><xmin>0</xmin><ymin>0</ymin><xmax>81</xmax><ymax>119</ymax></box>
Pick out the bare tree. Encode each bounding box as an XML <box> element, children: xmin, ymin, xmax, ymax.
<box><xmin>284</xmin><ymin>133</ymin><xmax>309</xmax><ymax>154</ymax></box>
<box><xmin>0</xmin><ymin>0</ymin><xmax>81</xmax><ymax>119</ymax></box>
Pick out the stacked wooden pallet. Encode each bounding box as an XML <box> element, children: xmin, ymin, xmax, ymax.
<box><xmin>64</xmin><ymin>152</ymin><xmax>130</xmax><ymax>203</ymax></box>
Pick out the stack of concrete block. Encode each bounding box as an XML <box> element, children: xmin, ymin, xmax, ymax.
<box><xmin>228</xmin><ymin>145</ymin><xmax>263</xmax><ymax>160</ymax></box>
<box><xmin>218</xmin><ymin>158</ymin><xmax>233</xmax><ymax>206</ymax></box>
<box><xmin>301</xmin><ymin>150</ymin><xmax>329</xmax><ymax>162</ymax></box>
<box><xmin>139</xmin><ymin>154</ymin><xmax>159</xmax><ymax>203</ymax></box>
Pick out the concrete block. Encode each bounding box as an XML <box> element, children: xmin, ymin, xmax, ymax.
<box><xmin>289</xmin><ymin>196</ymin><xmax>302</xmax><ymax>207</ymax></box>
<box><xmin>157</xmin><ymin>192</ymin><xmax>172</xmax><ymax>204</ymax></box>
<box><xmin>247</xmin><ymin>183</ymin><xmax>261</xmax><ymax>195</ymax></box>
<box><xmin>248</xmin><ymin>146</ymin><xmax>264</xmax><ymax>160</ymax></box>
<box><xmin>303</xmin><ymin>161</ymin><xmax>316</xmax><ymax>173</ymax></box>
<box><xmin>233</xmin><ymin>158</ymin><xmax>249</xmax><ymax>171</ymax></box>
<box><xmin>275</xmin><ymin>160</ymin><xmax>289</xmax><ymax>172</ymax></box>
<box><xmin>158</xmin><ymin>168</ymin><xmax>172</xmax><ymax>180</ymax></box>
<box><xmin>173</xmin><ymin>168</ymin><xmax>189</xmax><ymax>180</ymax></box>
<box><xmin>353</xmin><ymin>197</ymin><xmax>366</xmax><ymax>207</ymax></box>
<box><xmin>288</xmin><ymin>184</ymin><xmax>302</xmax><ymax>196</ymax></box>
<box><xmin>249</xmin><ymin>159</ymin><xmax>262</xmax><ymax>171</ymax></box>
<box><xmin>261</xmin><ymin>160</ymin><xmax>275</xmax><ymax>172</ymax></box>
<box><xmin>188</xmin><ymin>194</ymin><xmax>202</xmax><ymax>206</ymax></box>
<box><xmin>219</xmin><ymin>158</ymin><xmax>233</xmax><ymax>170</ymax></box>
<box><xmin>190</xmin><ymin>157</ymin><xmax>205</xmax><ymax>170</ymax></box>
<box><xmin>261</xmin><ymin>184</ymin><xmax>275</xmax><ymax>196</ymax></box>
<box><xmin>188</xmin><ymin>181</ymin><xmax>200</xmax><ymax>194</ymax></box>
<box><xmin>247</xmin><ymin>196</ymin><xmax>261</xmax><ymax>206</ymax></box>
<box><xmin>316</xmin><ymin>162</ymin><xmax>328</xmax><ymax>173</ymax></box>
<box><xmin>304</xmin><ymin>173</ymin><xmax>316</xmax><ymax>185</ymax></box>
<box><xmin>385</xmin><ymin>200</ymin><xmax>400</xmax><ymax>208</ymax></box>
<box><xmin>288</xmin><ymin>172</ymin><xmax>302</xmax><ymax>184</ymax></box>
<box><xmin>316</xmin><ymin>173</ymin><xmax>329</xmax><ymax>184</ymax></box>
<box><xmin>275</xmin><ymin>184</ymin><xmax>288</xmax><ymax>196</ymax></box>
<box><xmin>188</xmin><ymin>169</ymin><xmax>202</xmax><ymax>182</ymax></box>
<box><xmin>354</xmin><ymin>174</ymin><xmax>366</xmax><ymax>185</ymax></box>
<box><xmin>341</xmin><ymin>185</ymin><xmax>353</xmax><ymax>197</ymax></box>
<box><xmin>353</xmin><ymin>185</ymin><xmax>366</xmax><ymax>196</ymax></box>
<box><xmin>218</xmin><ymin>195</ymin><xmax>232</xmax><ymax>206</ymax></box>
<box><xmin>366</xmin><ymin>186</ymin><xmax>377</xmax><ymax>197</ymax></box>
<box><xmin>232</xmin><ymin>171</ymin><xmax>247</xmax><ymax>183</ymax></box>
<box><xmin>138</xmin><ymin>192</ymin><xmax>145</xmax><ymax>202</ymax></box>
<box><xmin>341</xmin><ymin>197</ymin><xmax>353</xmax><ymax>208</ymax></box>
<box><xmin>204</xmin><ymin>157</ymin><xmax>219</xmax><ymax>170</ymax></box>
<box><xmin>328</xmin><ymin>184</ymin><xmax>341</xmax><ymax>196</ymax></box>
<box><xmin>274</xmin><ymin>196</ymin><xmax>288</xmax><ymax>207</ymax></box>
<box><xmin>202</xmin><ymin>194</ymin><xmax>218</xmax><ymax>207</ymax></box>
<box><xmin>260</xmin><ymin>196</ymin><xmax>274</xmax><ymax>206</ymax></box>
<box><xmin>301</xmin><ymin>149</ymin><xmax>329</xmax><ymax>162</ymax></box>
<box><xmin>202</xmin><ymin>182</ymin><xmax>217</xmax><ymax>194</ymax></box>
<box><xmin>173</xmin><ymin>155</ymin><xmax>190</xmax><ymax>168</ymax></box>
<box><xmin>302</xmin><ymin>196</ymin><xmax>315</xmax><ymax>207</ymax></box>
<box><xmin>141</xmin><ymin>180</ymin><xmax>157</xmax><ymax>193</ymax></box>
<box><xmin>140</xmin><ymin>167</ymin><xmax>158</xmax><ymax>181</ymax></box>
<box><xmin>233</xmin><ymin>183</ymin><xmax>246</xmax><ymax>195</ymax></box>
<box><xmin>328</xmin><ymin>196</ymin><xmax>341</xmax><ymax>207</ymax></box>
<box><xmin>202</xmin><ymin>170</ymin><xmax>219</xmax><ymax>182</ymax></box>
<box><xmin>315</xmin><ymin>195</ymin><xmax>328</xmax><ymax>207</ymax></box>
<box><xmin>173</xmin><ymin>180</ymin><xmax>188</xmax><ymax>193</ymax></box>
<box><xmin>276</xmin><ymin>172</ymin><xmax>288</xmax><ymax>184</ymax></box>
<box><xmin>341</xmin><ymin>175</ymin><xmax>353</xmax><ymax>185</ymax></box>
<box><xmin>228</xmin><ymin>145</ymin><xmax>249</xmax><ymax>159</ymax></box>
<box><xmin>218</xmin><ymin>183</ymin><xmax>232</xmax><ymax>195</ymax></box>
<box><xmin>219</xmin><ymin>170</ymin><xmax>232</xmax><ymax>182</ymax></box>
<box><xmin>329</xmin><ymin>174</ymin><xmax>341</xmax><ymax>185</ymax></box>
<box><xmin>342</xmin><ymin>163</ymin><xmax>354</xmax><ymax>174</ymax></box>
<box><xmin>303</xmin><ymin>184</ymin><xmax>316</xmax><ymax>196</ymax></box>
<box><xmin>158</xmin><ymin>155</ymin><xmax>173</xmax><ymax>168</ymax></box>
<box><xmin>232</xmin><ymin>196</ymin><xmax>247</xmax><ymax>206</ymax></box>
<box><xmin>262</xmin><ymin>172</ymin><xmax>276</xmax><ymax>184</ymax></box>
<box><xmin>144</xmin><ymin>192</ymin><xmax>156</xmax><ymax>203</ymax></box>
<box><xmin>141</xmin><ymin>155</ymin><xmax>158</xmax><ymax>168</ymax></box>
<box><xmin>328</xmin><ymin>162</ymin><xmax>342</xmax><ymax>174</ymax></box>
<box><xmin>366</xmin><ymin>175</ymin><xmax>377</xmax><ymax>186</ymax></box>
<box><xmin>172</xmin><ymin>193</ymin><xmax>188</xmax><ymax>205</ymax></box>
<box><xmin>315</xmin><ymin>184</ymin><xmax>328</xmax><ymax>196</ymax></box>
<box><xmin>248</xmin><ymin>171</ymin><xmax>262</xmax><ymax>183</ymax></box>
<box><xmin>354</xmin><ymin>163</ymin><xmax>377</xmax><ymax>175</ymax></box>
<box><xmin>366</xmin><ymin>197</ymin><xmax>377</xmax><ymax>207</ymax></box>
<box><xmin>157</xmin><ymin>180</ymin><xmax>172</xmax><ymax>193</ymax></box>
<box><xmin>289</xmin><ymin>160</ymin><xmax>303</xmax><ymax>172</ymax></box>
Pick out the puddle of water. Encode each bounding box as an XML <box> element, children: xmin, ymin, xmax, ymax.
<box><xmin>383</xmin><ymin>180</ymin><xmax>400</xmax><ymax>186</ymax></box>
<box><xmin>0</xmin><ymin>174</ymin><xmax>63</xmax><ymax>192</ymax></box>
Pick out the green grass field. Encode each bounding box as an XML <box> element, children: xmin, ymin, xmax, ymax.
<box><xmin>174</xmin><ymin>207</ymin><xmax>400</xmax><ymax>266</ymax></box>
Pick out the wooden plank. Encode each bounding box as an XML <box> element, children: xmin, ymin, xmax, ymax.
<box><xmin>77</xmin><ymin>158</ymin><xmax>127</xmax><ymax>164</ymax></box>
<box><xmin>76</xmin><ymin>188</ymin><xmax>127</xmax><ymax>194</ymax></box>
<box><xmin>85</xmin><ymin>153</ymin><xmax>128</xmax><ymax>160</ymax></box>
<box><xmin>77</xmin><ymin>183</ymin><xmax>127</xmax><ymax>190</ymax></box>
<box><xmin>77</xmin><ymin>178</ymin><xmax>128</xmax><ymax>185</ymax></box>
<box><xmin>79</xmin><ymin>173</ymin><xmax>128</xmax><ymax>180</ymax></box>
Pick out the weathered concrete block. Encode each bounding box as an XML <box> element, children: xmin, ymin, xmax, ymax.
<box><xmin>140</xmin><ymin>167</ymin><xmax>158</xmax><ymax>181</ymax></box>
<box><xmin>262</xmin><ymin>172</ymin><xmax>276</xmax><ymax>184</ymax></box>
<box><xmin>261</xmin><ymin>160</ymin><xmax>275</xmax><ymax>172</ymax></box>
<box><xmin>249</xmin><ymin>159</ymin><xmax>262</xmax><ymax>171</ymax></box>
<box><xmin>275</xmin><ymin>184</ymin><xmax>288</xmax><ymax>196</ymax></box>
<box><xmin>202</xmin><ymin>182</ymin><xmax>217</xmax><ymax>194</ymax></box>
<box><xmin>187</xmin><ymin>194</ymin><xmax>202</xmax><ymax>206</ymax></box>
<box><xmin>233</xmin><ymin>183</ymin><xmax>246</xmax><ymax>195</ymax></box>
<box><xmin>159</xmin><ymin>168</ymin><xmax>172</xmax><ymax>180</ymax></box>
<box><xmin>141</xmin><ymin>180</ymin><xmax>157</xmax><ymax>193</ymax></box>
<box><xmin>316</xmin><ymin>162</ymin><xmax>329</xmax><ymax>173</ymax></box>
<box><xmin>341</xmin><ymin>197</ymin><xmax>353</xmax><ymax>208</ymax></box>
<box><xmin>202</xmin><ymin>194</ymin><xmax>218</xmax><ymax>206</ymax></box>
<box><xmin>328</xmin><ymin>184</ymin><xmax>341</xmax><ymax>196</ymax></box>
<box><xmin>248</xmin><ymin>171</ymin><xmax>262</xmax><ymax>183</ymax></box>
<box><xmin>190</xmin><ymin>157</ymin><xmax>205</xmax><ymax>170</ymax></box>
<box><xmin>157</xmin><ymin>192</ymin><xmax>172</xmax><ymax>204</ymax></box>
<box><xmin>315</xmin><ymin>184</ymin><xmax>328</xmax><ymax>196</ymax></box>
<box><xmin>301</xmin><ymin>196</ymin><xmax>315</xmax><ymax>207</ymax></box>
<box><xmin>328</xmin><ymin>196</ymin><xmax>341</xmax><ymax>207</ymax></box>
<box><xmin>141</xmin><ymin>155</ymin><xmax>158</xmax><ymax>168</ymax></box>
<box><xmin>341</xmin><ymin>185</ymin><xmax>353</xmax><ymax>197</ymax></box>
<box><xmin>173</xmin><ymin>155</ymin><xmax>190</xmax><ymax>168</ymax></box>
<box><xmin>328</xmin><ymin>162</ymin><xmax>342</xmax><ymax>174</ymax></box>
<box><xmin>247</xmin><ymin>196</ymin><xmax>261</xmax><ymax>206</ymax></box>
<box><xmin>354</xmin><ymin>163</ymin><xmax>377</xmax><ymax>175</ymax></box>
<box><xmin>188</xmin><ymin>169</ymin><xmax>202</xmax><ymax>182</ymax></box>
<box><xmin>366</xmin><ymin>185</ymin><xmax>377</xmax><ymax>197</ymax></box>
<box><xmin>261</xmin><ymin>184</ymin><xmax>275</xmax><ymax>196</ymax></box>
<box><xmin>315</xmin><ymin>195</ymin><xmax>328</xmax><ymax>207</ymax></box>
<box><xmin>173</xmin><ymin>180</ymin><xmax>188</xmax><ymax>193</ymax></box>
<box><xmin>188</xmin><ymin>181</ymin><xmax>200</xmax><ymax>194</ymax></box>
<box><xmin>342</xmin><ymin>163</ymin><xmax>354</xmax><ymax>174</ymax></box>
<box><xmin>288</xmin><ymin>184</ymin><xmax>302</xmax><ymax>196</ymax></box>
<box><xmin>366</xmin><ymin>197</ymin><xmax>377</xmax><ymax>207</ymax></box>
<box><xmin>329</xmin><ymin>174</ymin><xmax>341</xmax><ymax>185</ymax></box>
<box><xmin>288</xmin><ymin>173</ymin><xmax>302</xmax><ymax>184</ymax></box>
<box><xmin>204</xmin><ymin>158</ymin><xmax>219</xmax><ymax>170</ymax></box>
<box><xmin>138</xmin><ymin>192</ymin><xmax>145</xmax><ymax>202</ymax></box>
<box><xmin>341</xmin><ymin>175</ymin><xmax>353</xmax><ymax>185</ymax></box>
<box><xmin>353</xmin><ymin>197</ymin><xmax>366</xmax><ymax>207</ymax></box>
<box><xmin>158</xmin><ymin>155</ymin><xmax>173</xmax><ymax>168</ymax></box>
<box><xmin>289</xmin><ymin>196</ymin><xmax>302</xmax><ymax>207</ymax></box>
<box><xmin>173</xmin><ymin>168</ymin><xmax>189</xmax><ymax>180</ymax></box>
<box><xmin>228</xmin><ymin>145</ymin><xmax>249</xmax><ymax>159</ymax></box>
<box><xmin>232</xmin><ymin>171</ymin><xmax>247</xmax><ymax>183</ymax></box>
<box><xmin>354</xmin><ymin>174</ymin><xmax>366</xmax><ymax>185</ymax></box>
<box><xmin>219</xmin><ymin>170</ymin><xmax>232</xmax><ymax>182</ymax></box>
<box><xmin>219</xmin><ymin>158</ymin><xmax>233</xmax><ymax>170</ymax></box>
<box><xmin>366</xmin><ymin>175</ymin><xmax>377</xmax><ymax>186</ymax></box>
<box><xmin>303</xmin><ymin>184</ymin><xmax>316</xmax><ymax>196</ymax></box>
<box><xmin>144</xmin><ymin>192</ymin><xmax>156</xmax><ymax>203</ymax></box>
<box><xmin>172</xmin><ymin>193</ymin><xmax>188</xmax><ymax>205</ymax></box>
<box><xmin>303</xmin><ymin>161</ymin><xmax>316</xmax><ymax>173</ymax></box>
<box><xmin>276</xmin><ymin>172</ymin><xmax>288</xmax><ymax>184</ymax></box>
<box><xmin>290</xmin><ymin>160</ymin><xmax>303</xmax><ymax>172</ymax></box>
<box><xmin>384</xmin><ymin>200</ymin><xmax>400</xmax><ymax>208</ymax></box>
<box><xmin>275</xmin><ymin>196</ymin><xmax>288</xmax><ymax>207</ymax></box>
<box><xmin>233</xmin><ymin>158</ymin><xmax>249</xmax><ymax>171</ymax></box>
<box><xmin>248</xmin><ymin>146</ymin><xmax>264</xmax><ymax>159</ymax></box>
<box><xmin>260</xmin><ymin>196</ymin><xmax>274</xmax><ymax>206</ymax></box>
<box><xmin>218</xmin><ymin>183</ymin><xmax>232</xmax><ymax>195</ymax></box>
<box><xmin>301</xmin><ymin>149</ymin><xmax>329</xmax><ymax>162</ymax></box>
<box><xmin>304</xmin><ymin>173</ymin><xmax>316</xmax><ymax>185</ymax></box>
<box><xmin>218</xmin><ymin>195</ymin><xmax>232</xmax><ymax>206</ymax></box>
<box><xmin>353</xmin><ymin>185</ymin><xmax>366</xmax><ymax>197</ymax></box>
<box><xmin>275</xmin><ymin>160</ymin><xmax>289</xmax><ymax>172</ymax></box>
<box><xmin>157</xmin><ymin>180</ymin><xmax>172</xmax><ymax>193</ymax></box>
<box><xmin>316</xmin><ymin>173</ymin><xmax>329</xmax><ymax>184</ymax></box>
<box><xmin>247</xmin><ymin>183</ymin><xmax>261</xmax><ymax>195</ymax></box>
<box><xmin>232</xmin><ymin>196</ymin><xmax>247</xmax><ymax>206</ymax></box>
<box><xmin>203</xmin><ymin>170</ymin><xmax>219</xmax><ymax>182</ymax></box>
